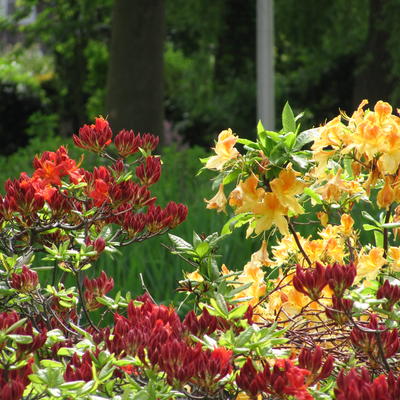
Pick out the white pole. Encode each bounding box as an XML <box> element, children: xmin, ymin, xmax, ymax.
<box><xmin>257</xmin><ymin>0</ymin><xmax>275</xmax><ymax>131</ymax></box>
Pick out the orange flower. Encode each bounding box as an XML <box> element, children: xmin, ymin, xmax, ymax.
<box><xmin>377</xmin><ymin>177</ymin><xmax>395</xmax><ymax>209</ymax></box>
<box><xmin>204</xmin><ymin>184</ymin><xmax>227</xmax><ymax>213</ymax></box>
<box><xmin>270</xmin><ymin>165</ymin><xmax>305</xmax><ymax>214</ymax></box>
<box><xmin>229</xmin><ymin>173</ymin><xmax>265</xmax><ymax>214</ymax></box>
<box><xmin>388</xmin><ymin>247</ymin><xmax>400</xmax><ymax>272</ymax></box>
<box><xmin>356</xmin><ymin>247</ymin><xmax>385</xmax><ymax>282</ymax></box>
<box><xmin>340</xmin><ymin>214</ymin><xmax>354</xmax><ymax>236</ymax></box>
<box><xmin>205</xmin><ymin>128</ymin><xmax>239</xmax><ymax>170</ymax></box>
<box><xmin>248</xmin><ymin>192</ymin><xmax>289</xmax><ymax>236</ymax></box>
<box><xmin>251</xmin><ymin>239</ymin><xmax>272</xmax><ymax>266</ymax></box>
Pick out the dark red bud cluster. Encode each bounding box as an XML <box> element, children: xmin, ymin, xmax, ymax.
<box><xmin>73</xmin><ymin>117</ymin><xmax>112</xmax><ymax>153</ymax></box>
<box><xmin>64</xmin><ymin>351</ymin><xmax>93</xmax><ymax>382</ymax></box>
<box><xmin>350</xmin><ymin>314</ymin><xmax>399</xmax><ymax>359</ymax></box>
<box><xmin>326</xmin><ymin>262</ymin><xmax>356</xmax><ymax>297</ymax></box>
<box><xmin>10</xmin><ymin>265</ymin><xmax>39</xmax><ymax>293</ymax></box>
<box><xmin>183</xmin><ymin>308</ymin><xmax>220</xmax><ymax>336</ymax></box>
<box><xmin>164</xmin><ymin>201</ymin><xmax>188</xmax><ymax>228</ymax></box>
<box><xmin>140</xmin><ymin>133</ymin><xmax>159</xmax><ymax>153</ymax></box>
<box><xmin>83</xmin><ymin>271</ymin><xmax>114</xmax><ymax>311</ymax></box>
<box><xmin>335</xmin><ymin>368</ymin><xmax>400</xmax><ymax>400</ymax></box>
<box><xmin>4</xmin><ymin>176</ymin><xmax>44</xmax><ymax>216</ymax></box>
<box><xmin>85</xmin><ymin>237</ymin><xmax>106</xmax><ymax>254</ymax></box>
<box><xmin>377</xmin><ymin>280</ymin><xmax>400</xmax><ymax>311</ymax></box>
<box><xmin>0</xmin><ymin>311</ymin><xmax>20</xmax><ymax>332</ymax></box>
<box><xmin>325</xmin><ymin>296</ymin><xmax>353</xmax><ymax>325</ymax></box>
<box><xmin>236</xmin><ymin>358</ymin><xmax>313</xmax><ymax>400</ymax></box>
<box><xmin>0</xmin><ymin>361</ymin><xmax>32</xmax><ymax>400</ymax></box>
<box><xmin>46</xmin><ymin>190</ymin><xmax>73</xmax><ymax>216</ymax></box>
<box><xmin>293</xmin><ymin>262</ymin><xmax>327</xmax><ymax>300</ymax></box>
<box><xmin>298</xmin><ymin>346</ymin><xmax>334</xmax><ymax>385</ymax></box>
<box><xmin>136</xmin><ymin>156</ymin><xmax>161</xmax><ymax>186</ymax></box>
<box><xmin>14</xmin><ymin>321</ymin><xmax>47</xmax><ymax>357</ymax></box>
<box><xmin>114</xmin><ymin>129</ymin><xmax>142</xmax><ymax>157</ymax></box>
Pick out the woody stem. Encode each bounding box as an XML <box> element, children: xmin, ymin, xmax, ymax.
<box><xmin>383</xmin><ymin>205</ymin><xmax>392</xmax><ymax>259</ymax></box>
<box><xmin>288</xmin><ymin>219</ymin><xmax>312</xmax><ymax>266</ymax></box>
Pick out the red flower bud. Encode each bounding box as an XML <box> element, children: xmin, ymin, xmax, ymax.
<box><xmin>293</xmin><ymin>262</ymin><xmax>327</xmax><ymax>300</ymax></box>
<box><xmin>114</xmin><ymin>129</ymin><xmax>142</xmax><ymax>157</ymax></box>
<box><xmin>84</xmin><ymin>271</ymin><xmax>114</xmax><ymax>311</ymax></box>
<box><xmin>325</xmin><ymin>262</ymin><xmax>356</xmax><ymax>297</ymax></box>
<box><xmin>377</xmin><ymin>280</ymin><xmax>400</xmax><ymax>311</ymax></box>
<box><xmin>73</xmin><ymin>117</ymin><xmax>112</xmax><ymax>153</ymax></box>
<box><xmin>10</xmin><ymin>266</ymin><xmax>39</xmax><ymax>292</ymax></box>
<box><xmin>136</xmin><ymin>156</ymin><xmax>161</xmax><ymax>186</ymax></box>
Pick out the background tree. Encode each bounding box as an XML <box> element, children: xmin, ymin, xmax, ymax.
<box><xmin>106</xmin><ymin>0</ymin><xmax>165</xmax><ymax>138</ymax></box>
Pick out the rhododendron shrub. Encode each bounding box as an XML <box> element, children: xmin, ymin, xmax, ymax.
<box><xmin>3</xmin><ymin>101</ymin><xmax>400</xmax><ymax>400</ymax></box>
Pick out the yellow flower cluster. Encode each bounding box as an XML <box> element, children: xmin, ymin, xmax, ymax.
<box><xmin>205</xmin><ymin>165</ymin><xmax>306</xmax><ymax>236</ymax></box>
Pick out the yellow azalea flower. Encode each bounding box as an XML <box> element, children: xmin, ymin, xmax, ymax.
<box><xmin>377</xmin><ymin>177</ymin><xmax>395</xmax><ymax>209</ymax></box>
<box><xmin>340</xmin><ymin>214</ymin><xmax>354</xmax><ymax>236</ymax></box>
<box><xmin>248</xmin><ymin>192</ymin><xmax>289</xmax><ymax>236</ymax></box>
<box><xmin>204</xmin><ymin>184</ymin><xmax>227</xmax><ymax>213</ymax></box>
<box><xmin>270</xmin><ymin>234</ymin><xmax>304</xmax><ymax>267</ymax></box>
<box><xmin>317</xmin><ymin>211</ymin><xmax>329</xmax><ymax>227</ymax></box>
<box><xmin>229</xmin><ymin>173</ymin><xmax>265</xmax><ymax>213</ymax></box>
<box><xmin>356</xmin><ymin>247</ymin><xmax>385</xmax><ymax>282</ymax></box>
<box><xmin>185</xmin><ymin>270</ymin><xmax>204</xmax><ymax>282</ymax></box>
<box><xmin>270</xmin><ymin>164</ymin><xmax>306</xmax><ymax>215</ymax></box>
<box><xmin>388</xmin><ymin>247</ymin><xmax>400</xmax><ymax>272</ymax></box>
<box><xmin>205</xmin><ymin>128</ymin><xmax>239</xmax><ymax>170</ymax></box>
<box><xmin>250</xmin><ymin>239</ymin><xmax>272</xmax><ymax>266</ymax></box>
<box><xmin>234</xmin><ymin>260</ymin><xmax>266</xmax><ymax>306</ymax></box>
<box><xmin>236</xmin><ymin>393</ymin><xmax>262</xmax><ymax>400</ymax></box>
<box><xmin>304</xmin><ymin>239</ymin><xmax>325</xmax><ymax>263</ymax></box>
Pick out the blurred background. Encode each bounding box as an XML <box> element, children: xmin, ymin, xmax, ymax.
<box><xmin>0</xmin><ymin>0</ymin><xmax>399</xmax><ymax>305</ymax></box>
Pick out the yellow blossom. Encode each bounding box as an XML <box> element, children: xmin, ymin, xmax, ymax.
<box><xmin>388</xmin><ymin>247</ymin><xmax>400</xmax><ymax>272</ymax></box>
<box><xmin>377</xmin><ymin>177</ymin><xmax>395</xmax><ymax>210</ymax></box>
<box><xmin>270</xmin><ymin>164</ymin><xmax>306</xmax><ymax>214</ymax></box>
<box><xmin>340</xmin><ymin>214</ymin><xmax>354</xmax><ymax>236</ymax></box>
<box><xmin>205</xmin><ymin>128</ymin><xmax>239</xmax><ymax>170</ymax></box>
<box><xmin>234</xmin><ymin>260</ymin><xmax>266</xmax><ymax>306</ymax></box>
<box><xmin>248</xmin><ymin>192</ymin><xmax>289</xmax><ymax>236</ymax></box>
<box><xmin>250</xmin><ymin>240</ymin><xmax>272</xmax><ymax>266</ymax></box>
<box><xmin>356</xmin><ymin>247</ymin><xmax>385</xmax><ymax>282</ymax></box>
<box><xmin>229</xmin><ymin>173</ymin><xmax>265</xmax><ymax>214</ymax></box>
<box><xmin>317</xmin><ymin>211</ymin><xmax>329</xmax><ymax>227</ymax></box>
<box><xmin>204</xmin><ymin>184</ymin><xmax>227</xmax><ymax>213</ymax></box>
<box><xmin>185</xmin><ymin>270</ymin><xmax>204</xmax><ymax>282</ymax></box>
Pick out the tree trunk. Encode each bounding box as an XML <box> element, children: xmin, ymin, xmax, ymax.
<box><xmin>106</xmin><ymin>0</ymin><xmax>165</xmax><ymax>139</ymax></box>
<box><xmin>352</xmin><ymin>0</ymin><xmax>392</xmax><ymax>107</ymax></box>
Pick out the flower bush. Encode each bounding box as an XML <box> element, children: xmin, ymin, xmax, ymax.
<box><xmin>2</xmin><ymin>100</ymin><xmax>400</xmax><ymax>399</ymax></box>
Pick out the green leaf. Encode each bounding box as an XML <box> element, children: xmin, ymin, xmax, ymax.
<box><xmin>8</xmin><ymin>334</ymin><xmax>33</xmax><ymax>344</ymax></box>
<box><xmin>283</xmin><ymin>132</ymin><xmax>296</xmax><ymax>150</ymax></box>
<box><xmin>363</xmin><ymin>224</ymin><xmax>381</xmax><ymax>232</ymax></box>
<box><xmin>293</xmin><ymin>128</ymin><xmax>319</xmax><ymax>151</ymax></box>
<box><xmin>228</xmin><ymin>304</ymin><xmax>249</xmax><ymax>319</ymax></box>
<box><xmin>40</xmin><ymin>360</ymin><xmax>63</xmax><ymax>368</ymax></box>
<box><xmin>374</xmin><ymin>231</ymin><xmax>384</xmax><ymax>248</ymax></box>
<box><xmin>304</xmin><ymin>187</ymin><xmax>322</xmax><ymax>204</ymax></box>
<box><xmin>195</xmin><ymin>242</ymin><xmax>210</xmax><ymax>258</ymax></box>
<box><xmin>236</xmin><ymin>138</ymin><xmax>259</xmax><ymax>149</ymax></box>
<box><xmin>257</xmin><ymin>120</ymin><xmax>265</xmax><ymax>134</ymax></box>
<box><xmin>221</xmin><ymin>213</ymin><xmax>252</xmax><ymax>235</ymax></box>
<box><xmin>362</xmin><ymin>211</ymin><xmax>381</xmax><ymax>226</ymax></box>
<box><xmin>381</xmin><ymin>222</ymin><xmax>400</xmax><ymax>229</ymax></box>
<box><xmin>168</xmin><ymin>234</ymin><xmax>193</xmax><ymax>250</ymax></box>
<box><xmin>222</xmin><ymin>169</ymin><xmax>241</xmax><ymax>185</ymax></box>
<box><xmin>282</xmin><ymin>101</ymin><xmax>296</xmax><ymax>133</ymax></box>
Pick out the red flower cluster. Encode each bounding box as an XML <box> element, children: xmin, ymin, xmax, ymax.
<box><xmin>83</xmin><ymin>271</ymin><xmax>114</xmax><ymax>311</ymax></box>
<box><xmin>114</xmin><ymin>129</ymin><xmax>159</xmax><ymax>157</ymax></box>
<box><xmin>10</xmin><ymin>266</ymin><xmax>39</xmax><ymax>292</ymax></box>
<box><xmin>64</xmin><ymin>351</ymin><xmax>93</xmax><ymax>382</ymax></box>
<box><xmin>350</xmin><ymin>314</ymin><xmax>399</xmax><ymax>359</ymax></box>
<box><xmin>73</xmin><ymin>117</ymin><xmax>112</xmax><ymax>153</ymax></box>
<box><xmin>298</xmin><ymin>346</ymin><xmax>334</xmax><ymax>385</ymax></box>
<box><xmin>325</xmin><ymin>296</ymin><xmax>354</xmax><ymax>325</ymax></box>
<box><xmin>0</xmin><ymin>360</ymin><xmax>32</xmax><ymax>400</ymax></box>
<box><xmin>293</xmin><ymin>262</ymin><xmax>356</xmax><ymax>300</ymax></box>
<box><xmin>335</xmin><ymin>368</ymin><xmax>400</xmax><ymax>400</ymax></box>
<box><xmin>236</xmin><ymin>358</ymin><xmax>313</xmax><ymax>400</ymax></box>
<box><xmin>377</xmin><ymin>280</ymin><xmax>400</xmax><ymax>311</ymax></box>
<box><xmin>106</xmin><ymin>295</ymin><xmax>232</xmax><ymax>393</ymax></box>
